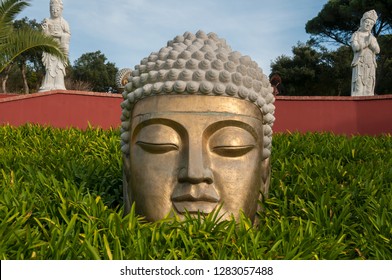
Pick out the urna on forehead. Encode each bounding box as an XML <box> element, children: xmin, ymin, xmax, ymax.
<box><xmin>120</xmin><ymin>30</ymin><xmax>276</xmax><ymax>160</ymax></box>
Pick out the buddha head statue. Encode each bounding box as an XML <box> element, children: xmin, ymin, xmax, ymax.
<box><xmin>120</xmin><ymin>31</ymin><xmax>275</xmax><ymax>223</ymax></box>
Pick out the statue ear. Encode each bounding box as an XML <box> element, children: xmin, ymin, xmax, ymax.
<box><xmin>260</xmin><ymin>157</ymin><xmax>271</xmax><ymax>197</ymax></box>
<box><xmin>122</xmin><ymin>155</ymin><xmax>132</xmax><ymax>216</ymax></box>
<box><xmin>257</xmin><ymin>157</ymin><xmax>271</xmax><ymax>211</ymax></box>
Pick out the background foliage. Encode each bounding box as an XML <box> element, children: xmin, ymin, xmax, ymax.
<box><xmin>272</xmin><ymin>0</ymin><xmax>392</xmax><ymax>96</ymax></box>
<box><xmin>71</xmin><ymin>51</ymin><xmax>118</xmax><ymax>93</ymax></box>
<box><xmin>1</xmin><ymin>17</ymin><xmax>45</xmax><ymax>94</ymax></box>
<box><xmin>0</xmin><ymin>125</ymin><xmax>391</xmax><ymax>260</ymax></box>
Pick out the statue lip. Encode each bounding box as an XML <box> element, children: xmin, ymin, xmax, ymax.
<box><xmin>171</xmin><ymin>184</ymin><xmax>220</xmax><ymax>214</ymax></box>
<box><xmin>171</xmin><ymin>192</ymin><xmax>219</xmax><ymax>202</ymax></box>
<box><xmin>172</xmin><ymin>201</ymin><xmax>219</xmax><ymax>214</ymax></box>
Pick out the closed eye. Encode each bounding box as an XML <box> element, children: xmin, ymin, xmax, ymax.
<box><xmin>136</xmin><ymin>141</ymin><xmax>179</xmax><ymax>154</ymax></box>
<box><xmin>212</xmin><ymin>145</ymin><xmax>254</xmax><ymax>157</ymax></box>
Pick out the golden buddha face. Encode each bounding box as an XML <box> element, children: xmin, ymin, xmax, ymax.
<box><xmin>123</xmin><ymin>94</ymin><xmax>270</xmax><ymax>223</ymax></box>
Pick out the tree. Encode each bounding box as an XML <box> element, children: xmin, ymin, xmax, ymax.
<box><xmin>269</xmin><ymin>1</ymin><xmax>392</xmax><ymax>96</ymax></box>
<box><xmin>1</xmin><ymin>63</ymin><xmax>14</xmax><ymax>92</ymax></box>
<box><xmin>8</xmin><ymin>17</ymin><xmax>45</xmax><ymax>93</ymax></box>
<box><xmin>271</xmin><ymin>41</ymin><xmax>324</xmax><ymax>96</ymax></box>
<box><xmin>304</xmin><ymin>0</ymin><xmax>392</xmax><ymax>95</ymax></box>
<box><xmin>271</xmin><ymin>41</ymin><xmax>352</xmax><ymax>96</ymax></box>
<box><xmin>321</xmin><ymin>45</ymin><xmax>352</xmax><ymax>96</ymax></box>
<box><xmin>375</xmin><ymin>34</ymin><xmax>392</xmax><ymax>93</ymax></box>
<box><xmin>305</xmin><ymin>0</ymin><xmax>392</xmax><ymax>46</ymax></box>
<box><xmin>0</xmin><ymin>0</ymin><xmax>66</xmax><ymax>74</ymax></box>
<box><xmin>71</xmin><ymin>51</ymin><xmax>118</xmax><ymax>92</ymax></box>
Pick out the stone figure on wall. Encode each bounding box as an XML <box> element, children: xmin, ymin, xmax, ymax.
<box><xmin>350</xmin><ymin>10</ymin><xmax>380</xmax><ymax>96</ymax></box>
<box><xmin>119</xmin><ymin>31</ymin><xmax>275</xmax><ymax>224</ymax></box>
<box><xmin>39</xmin><ymin>0</ymin><xmax>70</xmax><ymax>92</ymax></box>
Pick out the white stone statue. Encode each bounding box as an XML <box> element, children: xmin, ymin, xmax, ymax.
<box><xmin>350</xmin><ymin>10</ymin><xmax>380</xmax><ymax>96</ymax></box>
<box><xmin>39</xmin><ymin>0</ymin><xmax>71</xmax><ymax>92</ymax></box>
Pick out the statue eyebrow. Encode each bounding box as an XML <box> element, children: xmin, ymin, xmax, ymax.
<box><xmin>132</xmin><ymin>118</ymin><xmax>186</xmax><ymax>142</ymax></box>
<box><xmin>204</xmin><ymin>120</ymin><xmax>259</xmax><ymax>140</ymax></box>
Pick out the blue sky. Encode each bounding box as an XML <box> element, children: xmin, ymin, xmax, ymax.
<box><xmin>20</xmin><ymin>0</ymin><xmax>329</xmax><ymax>75</ymax></box>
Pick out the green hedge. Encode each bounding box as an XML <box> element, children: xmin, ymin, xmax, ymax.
<box><xmin>0</xmin><ymin>125</ymin><xmax>391</xmax><ymax>259</ymax></box>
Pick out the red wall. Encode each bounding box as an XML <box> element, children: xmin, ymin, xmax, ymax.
<box><xmin>1</xmin><ymin>90</ymin><xmax>391</xmax><ymax>134</ymax></box>
<box><xmin>0</xmin><ymin>94</ymin><xmax>18</xmax><ymax>99</ymax></box>
<box><xmin>0</xmin><ymin>91</ymin><xmax>122</xmax><ymax>129</ymax></box>
<box><xmin>274</xmin><ymin>95</ymin><xmax>392</xmax><ymax>135</ymax></box>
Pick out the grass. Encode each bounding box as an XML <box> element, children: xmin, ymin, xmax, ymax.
<box><xmin>0</xmin><ymin>124</ymin><xmax>391</xmax><ymax>259</ymax></box>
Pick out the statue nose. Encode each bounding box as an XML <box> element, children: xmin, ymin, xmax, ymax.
<box><xmin>178</xmin><ymin>166</ymin><xmax>214</xmax><ymax>184</ymax></box>
<box><xmin>178</xmin><ymin>144</ymin><xmax>213</xmax><ymax>184</ymax></box>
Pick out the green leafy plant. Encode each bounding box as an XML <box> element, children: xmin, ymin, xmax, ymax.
<box><xmin>0</xmin><ymin>125</ymin><xmax>391</xmax><ymax>259</ymax></box>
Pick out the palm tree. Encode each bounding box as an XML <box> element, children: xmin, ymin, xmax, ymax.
<box><xmin>0</xmin><ymin>0</ymin><xmax>66</xmax><ymax>73</ymax></box>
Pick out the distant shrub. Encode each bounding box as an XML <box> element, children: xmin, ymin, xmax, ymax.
<box><xmin>65</xmin><ymin>79</ymin><xmax>94</xmax><ymax>92</ymax></box>
<box><xmin>0</xmin><ymin>125</ymin><xmax>391</xmax><ymax>259</ymax></box>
